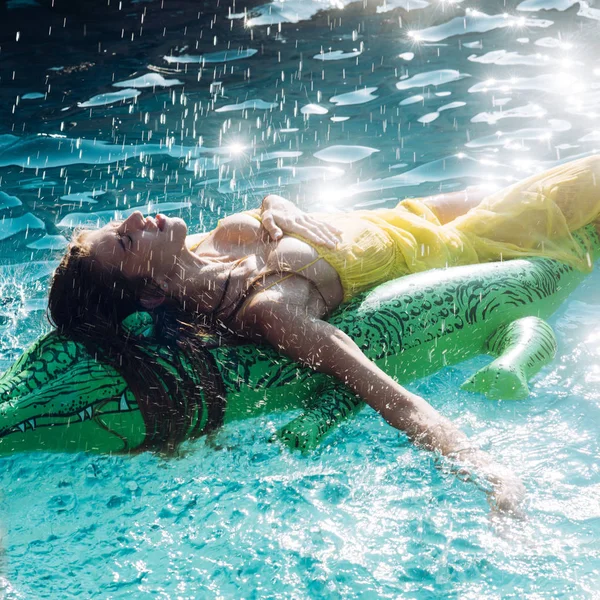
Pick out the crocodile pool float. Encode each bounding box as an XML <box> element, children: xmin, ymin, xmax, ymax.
<box><xmin>1</xmin><ymin>225</ymin><xmax>598</xmax><ymax>455</ymax></box>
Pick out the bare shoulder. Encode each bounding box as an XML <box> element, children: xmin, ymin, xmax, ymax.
<box><xmin>230</xmin><ymin>274</ymin><xmax>326</xmax><ymax>337</ymax></box>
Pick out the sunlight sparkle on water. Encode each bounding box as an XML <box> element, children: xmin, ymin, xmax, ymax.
<box><xmin>228</xmin><ymin>142</ymin><xmax>246</xmax><ymax>156</ymax></box>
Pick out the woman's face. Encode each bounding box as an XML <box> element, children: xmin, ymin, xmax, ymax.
<box><xmin>83</xmin><ymin>211</ymin><xmax>188</xmax><ymax>281</ymax></box>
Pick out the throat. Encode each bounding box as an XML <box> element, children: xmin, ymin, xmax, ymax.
<box><xmin>185</xmin><ymin>256</ymin><xmax>252</xmax><ymax>316</ymax></box>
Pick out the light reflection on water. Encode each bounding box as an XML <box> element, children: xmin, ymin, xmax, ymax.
<box><xmin>0</xmin><ymin>0</ymin><xmax>599</xmax><ymax>597</ymax></box>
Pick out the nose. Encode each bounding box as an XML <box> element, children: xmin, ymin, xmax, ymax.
<box><xmin>121</xmin><ymin>211</ymin><xmax>145</xmax><ymax>232</ymax></box>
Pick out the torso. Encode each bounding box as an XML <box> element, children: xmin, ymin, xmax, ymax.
<box><xmin>185</xmin><ymin>214</ymin><xmax>344</xmax><ymax>324</ymax></box>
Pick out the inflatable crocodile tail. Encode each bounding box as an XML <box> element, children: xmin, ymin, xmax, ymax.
<box><xmin>1</xmin><ymin>224</ymin><xmax>598</xmax><ymax>454</ymax></box>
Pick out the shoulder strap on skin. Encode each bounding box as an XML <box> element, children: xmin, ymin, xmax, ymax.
<box><xmin>216</xmin><ymin>260</ymin><xmax>328</xmax><ymax>326</ymax></box>
<box><xmin>188</xmin><ymin>232</ymin><xmax>211</xmax><ymax>252</ymax></box>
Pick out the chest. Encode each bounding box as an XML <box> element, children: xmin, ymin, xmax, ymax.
<box><xmin>194</xmin><ymin>213</ymin><xmax>344</xmax><ymax>316</ymax></box>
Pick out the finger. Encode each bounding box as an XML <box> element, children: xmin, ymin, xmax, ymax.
<box><xmin>304</xmin><ymin>216</ymin><xmax>343</xmax><ymax>240</ymax></box>
<box><xmin>322</xmin><ymin>221</ymin><xmax>343</xmax><ymax>236</ymax></box>
<box><xmin>303</xmin><ymin>219</ymin><xmax>342</xmax><ymax>247</ymax></box>
<box><xmin>292</xmin><ymin>223</ymin><xmax>336</xmax><ymax>248</ymax></box>
<box><xmin>262</xmin><ymin>212</ymin><xmax>283</xmax><ymax>240</ymax></box>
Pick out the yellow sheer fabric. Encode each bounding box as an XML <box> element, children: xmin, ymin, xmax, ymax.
<box><xmin>190</xmin><ymin>155</ymin><xmax>600</xmax><ymax>301</ymax></box>
<box><xmin>448</xmin><ymin>155</ymin><xmax>600</xmax><ymax>271</ymax></box>
<box><xmin>306</xmin><ymin>201</ymin><xmax>478</xmax><ymax>301</ymax></box>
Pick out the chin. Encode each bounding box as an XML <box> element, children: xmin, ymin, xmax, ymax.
<box><xmin>164</xmin><ymin>216</ymin><xmax>188</xmax><ymax>248</ymax></box>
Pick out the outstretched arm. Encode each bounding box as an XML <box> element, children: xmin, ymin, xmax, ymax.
<box><xmin>241</xmin><ymin>288</ymin><xmax>525</xmax><ymax>515</ymax></box>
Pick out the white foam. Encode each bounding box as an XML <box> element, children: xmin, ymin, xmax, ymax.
<box><xmin>462</xmin><ymin>41</ymin><xmax>483</xmax><ymax>49</ymax></box>
<box><xmin>563</xmin><ymin>88</ymin><xmax>600</xmax><ymax>119</ymax></box>
<box><xmin>468</xmin><ymin>50</ymin><xmax>550</xmax><ymax>66</ymax></box>
<box><xmin>215</xmin><ymin>99</ymin><xmax>277</xmax><ymax>113</ymax></box>
<box><xmin>438</xmin><ymin>101</ymin><xmax>466</xmax><ymax>112</ymax></box>
<box><xmin>78</xmin><ymin>89</ymin><xmax>140</xmax><ymax>108</ymax></box>
<box><xmin>229</xmin><ymin>2</ymin><xmax>354</xmax><ymax>26</ymax></box>
<box><xmin>398</xmin><ymin>52</ymin><xmax>415</xmax><ymax>61</ymax></box>
<box><xmin>408</xmin><ymin>10</ymin><xmax>552</xmax><ymax>43</ymax></box>
<box><xmin>579</xmin><ymin>131</ymin><xmax>600</xmax><ymax>142</ymax></box>
<box><xmin>555</xmin><ymin>143</ymin><xmax>580</xmax><ymax>150</ymax></box>
<box><xmin>468</xmin><ymin>73</ymin><xmax>582</xmax><ymax>95</ymax></box>
<box><xmin>256</xmin><ymin>151</ymin><xmax>303</xmax><ymax>162</ymax></box>
<box><xmin>218</xmin><ymin>166</ymin><xmax>344</xmax><ymax>193</ymax></box>
<box><xmin>534</xmin><ymin>36</ymin><xmax>572</xmax><ymax>48</ymax></box>
<box><xmin>21</xmin><ymin>93</ymin><xmax>45</xmax><ymax>100</ymax></box>
<box><xmin>60</xmin><ymin>191</ymin><xmax>104</xmax><ymax>204</ymax></box>
<box><xmin>163</xmin><ymin>49</ymin><xmax>257</xmax><ymax>64</ymax></box>
<box><xmin>435</xmin><ymin>91</ymin><xmax>452</xmax><ymax>97</ymax></box>
<box><xmin>418</xmin><ymin>112</ymin><xmax>440</xmax><ymax>124</ymax></box>
<box><xmin>399</xmin><ymin>94</ymin><xmax>424</xmax><ymax>106</ymax></box>
<box><xmin>465</xmin><ymin>119</ymin><xmax>571</xmax><ymax>148</ymax></box>
<box><xmin>113</xmin><ymin>73</ymin><xmax>183</xmax><ymax>88</ymax></box>
<box><xmin>0</xmin><ymin>134</ymin><xmax>230</xmax><ymax>169</ymax></box>
<box><xmin>330</xmin><ymin>116</ymin><xmax>350</xmax><ymax>122</ymax></box>
<box><xmin>313</xmin><ymin>49</ymin><xmax>362</xmax><ymax>61</ymax></box>
<box><xmin>314</xmin><ymin>145</ymin><xmax>379</xmax><ymax>164</ymax></box>
<box><xmin>57</xmin><ymin>201</ymin><xmax>192</xmax><ymax>228</ymax></box>
<box><xmin>0</xmin><ymin>192</ymin><xmax>22</xmax><ymax>210</ymax></box>
<box><xmin>330</xmin><ymin>87</ymin><xmax>378</xmax><ymax>106</ymax></box>
<box><xmin>471</xmin><ymin>102</ymin><xmax>546</xmax><ymax>124</ymax></box>
<box><xmin>377</xmin><ymin>0</ymin><xmax>429</xmax><ymax>13</ymax></box>
<box><xmin>517</xmin><ymin>37</ymin><xmax>530</xmax><ymax>43</ymax></box>
<box><xmin>396</xmin><ymin>69</ymin><xmax>468</xmax><ymax>90</ymax></box>
<box><xmin>301</xmin><ymin>104</ymin><xmax>328</xmax><ymax>115</ymax></box>
<box><xmin>279</xmin><ymin>128</ymin><xmax>300</xmax><ymax>132</ymax></box>
<box><xmin>0</xmin><ymin>214</ymin><xmax>45</xmax><ymax>241</ymax></box>
<box><xmin>0</xmin><ymin>261</ymin><xmax>58</xmax><ymax>285</ymax></box>
<box><xmin>577</xmin><ymin>1</ymin><xmax>600</xmax><ymax>21</ymax></box>
<box><xmin>517</xmin><ymin>0</ymin><xmax>578</xmax><ymax>11</ymax></box>
<box><xmin>26</xmin><ymin>235</ymin><xmax>69</xmax><ymax>250</ymax></box>
<box><xmin>347</xmin><ymin>154</ymin><xmax>508</xmax><ymax>196</ymax></box>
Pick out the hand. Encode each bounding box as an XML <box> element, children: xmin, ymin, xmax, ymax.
<box><xmin>261</xmin><ymin>194</ymin><xmax>342</xmax><ymax>249</ymax></box>
<box><xmin>483</xmin><ymin>463</ymin><xmax>527</xmax><ymax>518</ymax></box>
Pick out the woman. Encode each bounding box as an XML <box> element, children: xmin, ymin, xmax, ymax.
<box><xmin>48</xmin><ymin>155</ymin><xmax>600</xmax><ymax>514</ymax></box>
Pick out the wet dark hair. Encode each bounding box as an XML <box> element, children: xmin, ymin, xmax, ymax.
<box><xmin>47</xmin><ymin>233</ymin><xmax>227</xmax><ymax>453</ymax></box>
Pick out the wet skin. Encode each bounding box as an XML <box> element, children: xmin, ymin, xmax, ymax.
<box><xmin>82</xmin><ymin>201</ymin><xmax>526</xmax><ymax>514</ymax></box>
<box><xmin>84</xmin><ymin>208</ymin><xmax>346</xmax><ymax>317</ymax></box>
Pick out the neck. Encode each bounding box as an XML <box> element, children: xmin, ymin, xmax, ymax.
<box><xmin>166</xmin><ymin>246</ymin><xmax>232</xmax><ymax>314</ymax></box>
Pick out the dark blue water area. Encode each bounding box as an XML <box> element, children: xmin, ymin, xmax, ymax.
<box><xmin>1</xmin><ymin>0</ymin><xmax>600</xmax><ymax>597</ymax></box>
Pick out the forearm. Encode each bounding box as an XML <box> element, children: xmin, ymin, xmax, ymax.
<box><xmin>302</xmin><ymin>325</ymin><xmax>524</xmax><ymax>511</ymax></box>
<box><xmin>420</xmin><ymin>187</ymin><xmax>489</xmax><ymax>224</ymax></box>
<box><xmin>252</xmin><ymin>304</ymin><xmax>524</xmax><ymax>513</ymax></box>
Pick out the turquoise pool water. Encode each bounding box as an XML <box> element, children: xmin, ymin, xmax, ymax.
<box><xmin>1</xmin><ymin>0</ymin><xmax>600</xmax><ymax>597</ymax></box>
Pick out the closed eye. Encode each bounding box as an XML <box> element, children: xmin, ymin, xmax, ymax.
<box><xmin>116</xmin><ymin>231</ymin><xmax>133</xmax><ymax>251</ymax></box>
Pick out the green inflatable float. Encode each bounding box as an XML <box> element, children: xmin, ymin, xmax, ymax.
<box><xmin>0</xmin><ymin>224</ymin><xmax>598</xmax><ymax>455</ymax></box>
